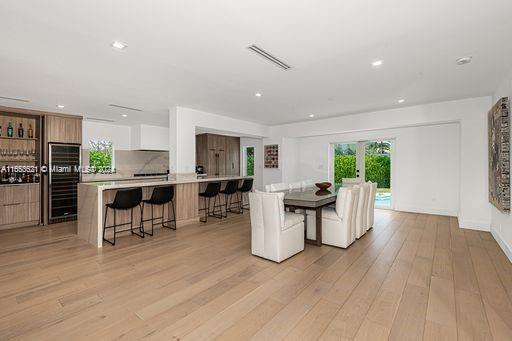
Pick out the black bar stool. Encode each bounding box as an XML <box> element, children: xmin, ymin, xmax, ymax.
<box><xmin>237</xmin><ymin>178</ymin><xmax>254</xmax><ymax>212</ymax></box>
<box><xmin>220</xmin><ymin>180</ymin><xmax>242</xmax><ymax>217</ymax></box>
<box><xmin>199</xmin><ymin>182</ymin><xmax>222</xmax><ymax>223</ymax></box>
<box><xmin>142</xmin><ymin>185</ymin><xmax>177</xmax><ymax>236</ymax></box>
<box><xmin>103</xmin><ymin>187</ymin><xmax>144</xmax><ymax>246</ymax></box>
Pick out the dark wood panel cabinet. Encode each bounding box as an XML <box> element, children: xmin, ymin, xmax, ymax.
<box><xmin>196</xmin><ymin>133</ymin><xmax>240</xmax><ymax>176</ymax></box>
<box><xmin>225</xmin><ymin>136</ymin><xmax>240</xmax><ymax>176</ymax></box>
<box><xmin>45</xmin><ymin>115</ymin><xmax>82</xmax><ymax>144</ymax></box>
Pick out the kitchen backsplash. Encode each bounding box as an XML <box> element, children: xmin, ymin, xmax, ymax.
<box><xmin>81</xmin><ymin>149</ymin><xmax>169</xmax><ymax>182</ymax></box>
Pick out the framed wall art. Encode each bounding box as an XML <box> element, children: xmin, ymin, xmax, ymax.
<box><xmin>488</xmin><ymin>97</ymin><xmax>510</xmax><ymax>213</ymax></box>
<box><xmin>264</xmin><ymin>144</ymin><xmax>279</xmax><ymax>168</ymax></box>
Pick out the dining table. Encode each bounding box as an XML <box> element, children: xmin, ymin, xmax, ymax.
<box><xmin>281</xmin><ymin>185</ymin><xmax>340</xmax><ymax>246</ymax></box>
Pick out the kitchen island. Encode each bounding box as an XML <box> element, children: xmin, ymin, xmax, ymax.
<box><xmin>78</xmin><ymin>175</ymin><xmax>252</xmax><ymax>247</ymax></box>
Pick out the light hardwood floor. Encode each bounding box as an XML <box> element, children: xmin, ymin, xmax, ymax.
<box><xmin>0</xmin><ymin>210</ymin><xmax>511</xmax><ymax>340</ymax></box>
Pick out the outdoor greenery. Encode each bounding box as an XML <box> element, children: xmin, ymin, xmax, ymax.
<box><xmin>365</xmin><ymin>141</ymin><xmax>390</xmax><ymax>154</ymax></box>
<box><xmin>363</xmin><ymin>155</ymin><xmax>391</xmax><ymax>187</ymax></box>
<box><xmin>334</xmin><ymin>154</ymin><xmax>357</xmax><ymax>180</ymax></box>
<box><xmin>334</xmin><ymin>141</ymin><xmax>391</xmax><ymax>188</ymax></box>
<box><xmin>89</xmin><ymin>140</ymin><xmax>114</xmax><ymax>173</ymax></box>
<box><xmin>246</xmin><ymin>147</ymin><xmax>254</xmax><ymax>176</ymax></box>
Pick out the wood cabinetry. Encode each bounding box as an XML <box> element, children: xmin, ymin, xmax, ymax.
<box><xmin>196</xmin><ymin>134</ymin><xmax>240</xmax><ymax>176</ymax></box>
<box><xmin>225</xmin><ymin>136</ymin><xmax>240</xmax><ymax>176</ymax></box>
<box><xmin>46</xmin><ymin>115</ymin><xmax>82</xmax><ymax>144</ymax></box>
<box><xmin>0</xmin><ymin>184</ymin><xmax>40</xmax><ymax>229</ymax></box>
<box><xmin>0</xmin><ymin>106</ymin><xmax>82</xmax><ymax>229</ymax></box>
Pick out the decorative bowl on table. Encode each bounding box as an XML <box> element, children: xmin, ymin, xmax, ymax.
<box><xmin>315</xmin><ymin>182</ymin><xmax>332</xmax><ymax>190</ymax></box>
<box><xmin>315</xmin><ymin>189</ymin><xmax>331</xmax><ymax>196</ymax></box>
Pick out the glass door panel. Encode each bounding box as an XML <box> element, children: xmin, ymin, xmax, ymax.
<box><xmin>333</xmin><ymin>143</ymin><xmax>358</xmax><ymax>186</ymax></box>
<box><xmin>364</xmin><ymin>140</ymin><xmax>392</xmax><ymax>208</ymax></box>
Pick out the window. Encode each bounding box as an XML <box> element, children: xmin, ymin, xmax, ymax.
<box><xmin>88</xmin><ymin>140</ymin><xmax>114</xmax><ymax>173</ymax></box>
<box><xmin>246</xmin><ymin>147</ymin><xmax>254</xmax><ymax>176</ymax></box>
<box><xmin>242</xmin><ymin>146</ymin><xmax>255</xmax><ymax>176</ymax></box>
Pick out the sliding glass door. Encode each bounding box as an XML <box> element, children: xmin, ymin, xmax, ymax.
<box><xmin>332</xmin><ymin>139</ymin><xmax>393</xmax><ymax>208</ymax></box>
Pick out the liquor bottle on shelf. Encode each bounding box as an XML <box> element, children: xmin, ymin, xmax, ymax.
<box><xmin>18</xmin><ymin>123</ymin><xmax>24</xmax><ymax>138</ymax></box>
<box><xmin>27</xmin><ymin>124</ymin><xmax>34</xmax><ymax>138</ymax></box>
<box><xmin>7</xmin><ymin>122</ymin><xmax>13</xmax><ymax>137</ymax></box>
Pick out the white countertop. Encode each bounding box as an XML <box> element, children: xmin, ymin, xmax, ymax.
<box><xmin>79</xmin><ymin>176</ymin><xmax>253</xmax><ymax>190</ymax></box>
<box><xmin>81</xmin><ymin>175</ymin><xmax>167</xmax><ymax>183</ymax></box>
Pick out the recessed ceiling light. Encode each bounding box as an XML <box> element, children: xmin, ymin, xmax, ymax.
<box><xmin>121</xmin><ymin>114</ymin><xmax>128</xmax><ymax>118</ymax></box>
<box><xmin>308</xmin><ymin>114</ymin><xmax>315</xmax><ymax>118</ymax></box>
<box><xmin>456</xmin><ymin>56</ymin><xmax>472</xmax><ymax>65</ymax></box>
<box><xmin>398</xmin><ymin>99</ymin><xmax>405</xmax><ymax>104</ymax></box>
<box><xmin>371</xmin><ymin>60</ymin><xmax>383</xmax><ymax>67</ymax></box>
<box><xmin>110</xmin><ymin>41</ymin><xmax>127</xmax><ymax>50</ymax></box>
<box><xmin>56</xmin><ymin>104</ymin><xmax>65</xmax><ymax>109</ymax></box>
<box><xmin>255</xmin><ymin>93</ymin><xmax>262</xmax><ymax>97</ymax></box>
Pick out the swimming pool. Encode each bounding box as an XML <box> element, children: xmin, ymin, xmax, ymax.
<box><xmin>375</xmin><ymin>192</ymin><xmax>391</xmax><ymax>207</ymax></box>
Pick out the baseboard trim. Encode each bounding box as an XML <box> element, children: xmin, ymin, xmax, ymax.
<box><xmin>457</xmin><ymin>218</ymin><xmax>491</xmax><ymax>231</ymax></box>
<box><xmin>491</xmin><ymin>228</ymin><xmax>512</xmax><ymax>262</ymax></box>
<box><xmin>395</xmin><ymin>206</ymin><xmax>457</xmax><ymax>217</ymax></box>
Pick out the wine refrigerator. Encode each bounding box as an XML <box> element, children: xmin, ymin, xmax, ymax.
<box><xmin>48</xmin><ymin>143</ymin><xmax>81</xmax><ymax>222</ymax></box>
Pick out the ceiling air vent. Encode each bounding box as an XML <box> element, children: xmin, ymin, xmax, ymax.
<box><xmin>0</xmin><ymin>96</ymin><xmax>30</xmax><ymax>103</ymax></box>
<box><xmin>108</xmin><ymin>104</ymin><xmax>142</xmax><ymax>111</ymax></box>
<box><xmin>248</xmin><ymin>45</ymin><xmax>291</xmax><ymax>70</ymax></box>
<box><xmin>84</xmin><ymin>117</ymin><xmax>115</xmax><ymax>123</ymax></box>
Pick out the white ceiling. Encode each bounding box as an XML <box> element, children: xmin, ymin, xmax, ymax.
<box><xmin>0</xmin><ymin>0</ymin><xmax>511</xmax><ymax>126</ymax></box>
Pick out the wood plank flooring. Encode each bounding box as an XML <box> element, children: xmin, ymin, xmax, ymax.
<box><xmin>0</xmin><ymin>210</ymin><xmax>511</xmax><ymax>340</ymax></box>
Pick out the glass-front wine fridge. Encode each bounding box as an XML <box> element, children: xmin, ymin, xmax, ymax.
<box><xmin>48</xmin><ymin>143</ymin><xmax>81</xmax><ymax>222</ymax></box>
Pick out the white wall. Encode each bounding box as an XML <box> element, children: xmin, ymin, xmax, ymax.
<box><xmin>491</xmin><ymin>70</ymin><xmax>512</xmax><ymax>261</ymax></box>
<box><xmin>82</xmin><ymin>120</ymin><xmax>131</xmax><ymax>150</ymax></box>
<box><xmin>298</xmin><ymin>123</ymin><xmax>460</xmax><ymax>216</ymax></box>
<box><xmin>261</xmin><ymin>137</ymin><xmax>302</xmax><ymax>186</ymax></box>
<box><xmin>169</xmin><ymin>106</ymin><xmax>270</xmax><ymax>173</ymax></box>
<box><xmin>240</xmin><ymin>137</ymin><xmax>263</xmax><ymax>191</ymax></box>
<box><xmin>281</xmin><ymin>138</ymin><xmax>301</xmax><ymax>183</ymax></box>
<box><xmin>131</xmin><ymin>124</ymin><xmax>169</xmax><ymax>151</ymax></box>
<box><xmin>269</xmin><ymin>97</ymin><xmax>492</xmax><ymax>230</ymax></box>
<box><xmin>261</xmin><ymin>137</ymin><xmax>283</xmax><ymax>186</ymax></box>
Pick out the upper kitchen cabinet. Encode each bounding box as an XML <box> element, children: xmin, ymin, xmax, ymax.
<box><xmin>131</xmin><ymin>124</ymin><xmax>169</xmax><ymax>151</ymax></box>
<box><xmin>196</xmin><ymin>133</ymin><xmax>240</xmax><ymax>176</ymax></box>
<box><xmin>45</xmin><ymin>115</ymin><xmax>82</xmax><ymax>144</ymax></box>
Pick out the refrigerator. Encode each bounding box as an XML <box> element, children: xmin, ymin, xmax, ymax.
<box><xmin>48</xmin><ymin>143</ymin><xmax>81</xmax><ymax>222</ymax></box>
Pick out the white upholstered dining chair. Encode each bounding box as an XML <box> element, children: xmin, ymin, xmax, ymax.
<box><xmin>289</xmin><ymin>181</ymin><xmax>302</xmax><ymax>190</ymax></box>
<box><xmin>354</xmin><ymin>183</ymin><xmax>370</xmax><ymax>239</ymax></box>
<box><xmin>265</xmin><ymin>182</ymin><xmax>288</xmax><ymax>192</ymax></box>
<box><xmin>305</xmin><ymin>187</ymin><xmax>360</xmax><ymax>248</ymax></box>
<box><xmin>249</xmin><ymin>191</ymin><xmax>305</xmax><ymax>263</ymax></box>
<box><xmin>366</xmin><ymin>182</ymin><xmax>377</xmax><ymax>230</ymax></box>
